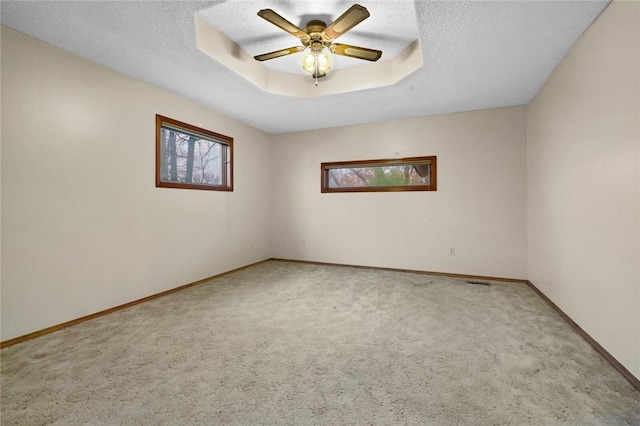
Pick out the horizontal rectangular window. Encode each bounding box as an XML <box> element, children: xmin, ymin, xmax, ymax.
<box><xmin>156</xmin><ymin>115</ymin><xmax>233</xmax><ymax>191</ymax></box>
<box><xmin>321</xmin><ymin>156</ymin><xmax>437</xmax><ymax>193</ymax></box>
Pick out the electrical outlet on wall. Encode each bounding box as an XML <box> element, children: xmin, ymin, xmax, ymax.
<box><xmin>449</xmin><ymin>247</ymin><xmax>456</xmax><ymax>255</ymax></box>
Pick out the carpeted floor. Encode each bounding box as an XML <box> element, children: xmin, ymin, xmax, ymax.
<box><xmin>2</xmin><ymin>260</ymin><xmax>639</xmax><ymax>425</ymax></box>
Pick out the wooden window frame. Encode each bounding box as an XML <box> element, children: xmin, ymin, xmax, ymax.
<box><xmin>155</xmin><ymin>115</ymin><xmax>233</xmax><ymax>191</ymax></box>
<box><xmin>321</xmin><ymin>156</ymin><xmax>437</xmax><ymax>193</ymax></box>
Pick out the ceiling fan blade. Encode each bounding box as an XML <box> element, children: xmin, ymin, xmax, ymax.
<box><xmin>330</xmin><ymin>43</ymin><xmax>382</xmax><ymax>61</ymax></box>
<box><xmin>323</xmin><ymin>4</ymin><xmax>370</xmax><ymax>40</ymax></box>
<box><xmin>254</xmin><ymin>46</ymin><xmax>306</xmax><ymax>61</ymax></box>
<box><xmin>257</xmin><ymin>9</ymin><xmax>309</xmax><ymax>40</ymax></box>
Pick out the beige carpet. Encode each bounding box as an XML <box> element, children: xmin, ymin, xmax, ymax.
<box><xmin>2</xmin><ymin>260</ymin><xmax>639</xmax><ymax>425</ymax></box>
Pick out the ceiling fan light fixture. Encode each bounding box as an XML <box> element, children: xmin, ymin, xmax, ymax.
<box><xmin>301</xmin><ymin>51</ymin><xmax>332</xmax><ymax>78</ymax></box>
<box><xmin>255</xmin><ymin>4</ymin><xmax>381</xmax><ymax>85</ymax></box>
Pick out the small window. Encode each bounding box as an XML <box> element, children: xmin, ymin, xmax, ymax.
<box><xmin>321</xmin><ymin>156</ymin><xmax>436</xmax><ymax>193</ymax></box>
<box><xmin>156</xmin><ymin>115</ymin><xmax>233</xmax><ymax>191</ymax></box>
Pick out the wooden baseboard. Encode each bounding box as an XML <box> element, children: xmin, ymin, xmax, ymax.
<box><xmin>526</xmin><ymin>280</ymin><xmax>640</xmax><ymax>392</ymax></box>
<box><xmin>270</xmin><ymin>258</ymin><xmax>528</xmax><ymax>284</ymax></box>
<box><xmin>0</xmin><ymin>259</ymin><xmax>271</xmax><ymax>349</ymax></box>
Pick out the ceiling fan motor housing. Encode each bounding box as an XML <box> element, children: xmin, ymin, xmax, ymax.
<box><xmin>303</xmin><ymin>20</ymin><xmax>331</xmax><ymax>51</ymax></box>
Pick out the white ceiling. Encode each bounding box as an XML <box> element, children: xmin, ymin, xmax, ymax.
<box><xmin>0</xmin><ymin>1</ymin><xmax>609</xmax><ymax>134</ymax></box>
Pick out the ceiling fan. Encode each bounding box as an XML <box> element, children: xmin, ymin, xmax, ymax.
<box><xmin>253</xmin><ymin>4</ymin><xmax>382</xmax><ymax>83</ymax></box>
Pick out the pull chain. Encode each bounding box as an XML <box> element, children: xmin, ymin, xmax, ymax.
<box><xmin>315</xmin><ymin>51</ymin><xmax>319</xmax><ymax>86</ymax></box>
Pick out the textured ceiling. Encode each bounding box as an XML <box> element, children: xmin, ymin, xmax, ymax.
<box><xmin>0</xmin><ymin>1</ymin><xmax>609</xmax><ymax>134</ymax></box>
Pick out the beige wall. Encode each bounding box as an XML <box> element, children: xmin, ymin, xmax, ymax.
<box><xmin>527</xmin><ymin>1</ymin><xmax>640</xmax><ymax>378</ymax></box>
<box><xmin>271</xmin><ymin>106</ymin><xmax>528</xmax><ymax>279</ymax></box>
<box><xmin>1</xmin><ymin>27</ymin><xmax>272</xmax><ymax>340</ymax></box>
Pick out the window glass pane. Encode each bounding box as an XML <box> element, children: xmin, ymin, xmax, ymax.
<box><xmin>160</xmin><ymin>127</ymin><xmax>223</xmax><ymax>185</ymax></box>
<box><xmin>327</xmin><ymin>163</ymin><xmax>431</xmax><ymax>188</ymax></box>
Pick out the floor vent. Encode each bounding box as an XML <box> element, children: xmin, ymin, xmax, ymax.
<box><xmin>466</xmin><ymin>280</ymin><xmax>491</xmax><ymax>286</ymax></box>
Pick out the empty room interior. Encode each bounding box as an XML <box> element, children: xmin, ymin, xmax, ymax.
<box><xmin>1</xmin><ymin>0</ymin><xmax>639</xmax><ymax>424</ymax></box>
